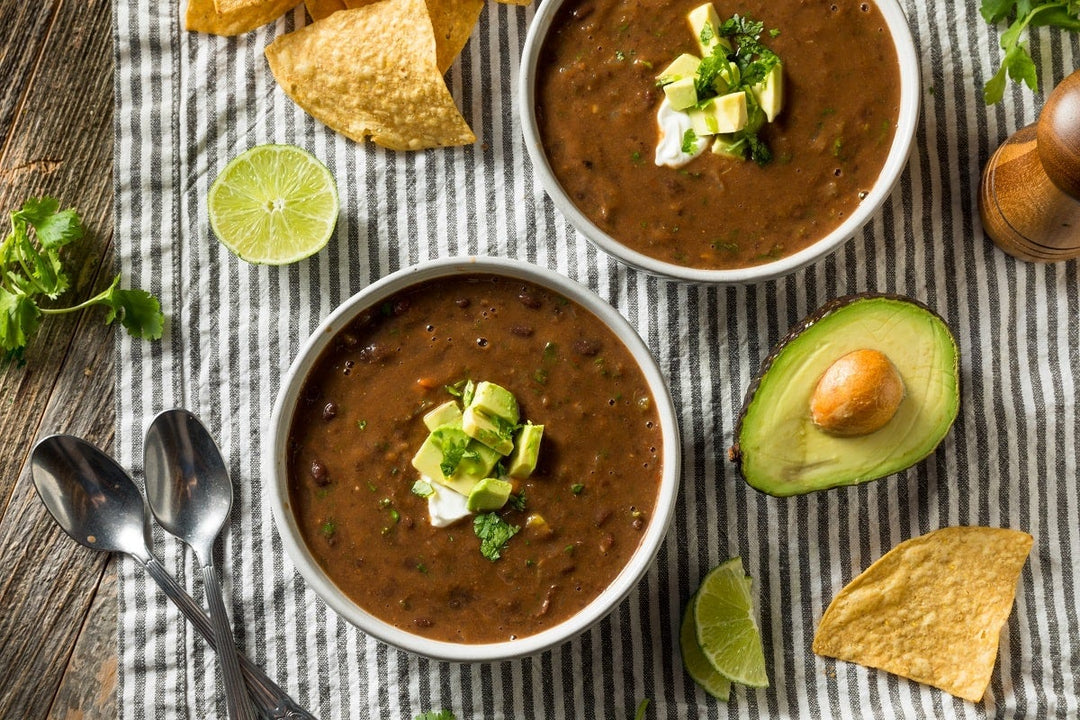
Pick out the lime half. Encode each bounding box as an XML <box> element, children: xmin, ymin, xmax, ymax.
<box><xmin>693</xmin><ymin>557</ymin><xmax>769</xmax><ymax>687</ymax></box>
<box><xmin>208</xmin><ymin>144</ymin><xmax>339</xmax><ymax>265</ymax></box>
<box><xmin>680</xmin><ymin>596</ymin><xmax>732</xmax><ymax>700</ymax></box>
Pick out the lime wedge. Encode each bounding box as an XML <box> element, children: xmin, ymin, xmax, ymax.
<box><xmin>693</xmin><ymin>557</ymin><xmax>769</xmax><ymax>687</ymax></box>
<box><xmin>680</xmin><ymin>596</ymin><xmax>732</xmax><ymax>700</ymax></box>
<box><xmin>207</xmin><ymin>144</ymin><xmax>339</xmax><ymax>265</ymax></box>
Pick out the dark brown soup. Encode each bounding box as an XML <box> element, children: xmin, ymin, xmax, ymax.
<box><xmin>536</xmin><ymin>0</ymin><xmax>901</xmax><ymax>269</ymax></box>
<box><xmin>287</xmin><ymin>274</ymin><xmax>663</xmax><ymax>643</ymax></box>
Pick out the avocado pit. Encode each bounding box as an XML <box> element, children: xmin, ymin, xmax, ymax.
<box><xmin>810</xmin><ymin>349</ymin><xmax>905</xmax><ymax>437</ymax></box>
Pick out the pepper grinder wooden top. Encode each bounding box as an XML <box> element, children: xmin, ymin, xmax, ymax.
<box><xmin>979</xmin><ymin>70</ymin><xmax>1080</xmax><ymax>262</ymax></box>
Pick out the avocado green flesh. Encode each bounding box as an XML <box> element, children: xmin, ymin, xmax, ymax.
<box><xmin>738</xmin><ymin>297</ymin><xmax>959</xmax><ymax>496</ymax></box>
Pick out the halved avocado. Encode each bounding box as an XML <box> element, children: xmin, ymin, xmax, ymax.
<box><xmin>730</xmin><ymin>294</ymin><xmax>959</xmax><ymax>496</ymax></box>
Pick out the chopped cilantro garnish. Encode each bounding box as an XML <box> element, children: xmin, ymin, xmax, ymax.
<box><xmin>681</xmin><ymin>128</ymin><xmax>698</xmax><ymax>154</ymax></box>
<box><xmin>389</xmin><ymin>509</ymin><xmax>400</xmax><ymax>524</ymax></box>
<box><xmin>509</xmin><ymin>491</ymin><xmax>527</xmax><ymax>511</ymax></box>
<box><xmin>615</xmin><ymin>50</ymin><xmax>626</xmax><ymax>61</ymax></box>
<box><xmin>320</xmin><ymin>520</ymin><xmax>336</xmax><ymax>537</ymax></box>
<box><xmin>769</xmin><ymin>27</ymin><xmax>780</xmax><ymax>37</ymax></box>
<box><xmin>411</xmin><ymin>480</ymin><xmax>434</xmax><ymax>498</ymax></box>
<box><xmin>474</xmin><ymin>512</ymin><xmax>520</xmax><ymax>561</ymax></box>
<box><xmin>357</xmin><ymin>419</ymin><xmax>367</xmax><ymax>430</ymax></box>
<box><xmin>417</xmin><ymin>562</ymin><xmax>429</xmax><ymax>574</ymax></box>
<box><xmin>571</xmin><ymin>483</ymin><xmax>585</xmax><ymax>495</ymax></box>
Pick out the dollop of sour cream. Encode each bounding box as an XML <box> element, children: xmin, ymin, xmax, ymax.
<box><xmin>655</xmin><ymin>98</ymin><xmax>708</xmax><ymax>168</ymax></box>
<box><xmin>424</xmin><ymin>478</ymin><xmax>472</xmax><ymax>528</ymax></box>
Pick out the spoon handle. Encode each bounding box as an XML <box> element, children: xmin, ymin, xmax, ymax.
<box><xmin>143</xmin><ymin>558</ymin><xmax>317</xmax><ymax>720</ymax></box>
<box><xmin>201</xmin><ymin>562</ymin><xmax>258</xmax><ymax>720</ymax></box>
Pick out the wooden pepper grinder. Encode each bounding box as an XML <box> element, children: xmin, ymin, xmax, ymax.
<box><xmin>979</xmin><ymin>69</ymin><xmax>1080</xmax><ymax>262</ymax></box>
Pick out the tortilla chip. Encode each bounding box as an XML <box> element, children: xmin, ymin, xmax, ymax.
<box><xmin>265</xmin><ymin>2</ymin><xmax>476</xmax><ymax>150</ymax></box>
<box><xmin>342</xmin><ymin>0</ymin><xmax>483</xmax><ymax>73</ymax></box>
<box><xmin>305</xmin><ymin>0</ymin><xmax>347</xmax><ymax>19</ymax></box>
<box><xmin>813</xmin><ymin>526</ymin><xmax>1032</xmax><ymax>702</ymax></box>
<box><xmin>187</xmin><ymin>0</ymin><xmax>302</xmax><ymax>35</ymax></box>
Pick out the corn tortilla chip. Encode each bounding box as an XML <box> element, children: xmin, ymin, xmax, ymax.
<box><xmin>187</xmin><ymin>0</ymin><xmax>302</xmax><ymax>35</ymax></box>
<box><xmin>265</xmin><ymin>2</ymin><xmax>475</xmax><ymax>150</ymax></box>
<box><xmin>342</xmin><ymin>0</ymin><xmax>483</xmax><ymax>73</ymax></box>
<box><xmin>305</xmin><ymin>0</ymin><xmax>347</xmax><ymax>20</ymax></box>
<box><xmin>813</xmin><ymin>526</ymin><xmax>1032</xmax><ymax>702</ymax></box>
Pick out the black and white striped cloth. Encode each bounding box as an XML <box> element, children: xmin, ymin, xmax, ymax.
<box><xmin>114</xmin><ymin>0</ymin><xmax>1079</xmax><ymax>717</ymax></box>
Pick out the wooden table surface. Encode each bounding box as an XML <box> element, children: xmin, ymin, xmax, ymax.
<box><xmin>0</xmin><ymin>0</ymin><xmax>118</xmax><ymax>716</ymax></box>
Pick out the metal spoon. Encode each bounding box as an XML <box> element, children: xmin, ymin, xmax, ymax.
<box><xmin>143</xmin><ymin>410</ymin><xmax>256</xmax><ymax>720</ymax></box>
<box><xmin>30</xmin><ymin>434</ymin><xmax>316</xmax><ymax>720</ymax></box>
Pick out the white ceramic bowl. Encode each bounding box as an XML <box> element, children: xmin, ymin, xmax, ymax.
<box><xmin>266</xmin><ymin>256</ymin><xmax>681</xmax><ymax>662</ymax></box>
<box><xmin>518</xmin><ymin>0</ymin><xmax>920</xmax><ymax>284</ymax></box>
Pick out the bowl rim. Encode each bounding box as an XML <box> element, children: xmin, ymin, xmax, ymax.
<box><xmin>265</xmin><ymin>256</ymin><xmax>682</xmax><ymax>663</ymax></box>
<box><xmin>517</xmin><ymin>0</ymin><xmax>921</xmax><ymax>285</ymax></box>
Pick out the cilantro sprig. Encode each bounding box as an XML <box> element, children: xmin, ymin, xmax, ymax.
<box><xmin>0</xmin><ymin>198</ymin><xmax>163</xmax><ymax>358</ymax></box>
<box><xmin>981</xmin><ymin>0</ymin><xmax>1080</xmax><ymax>104</ymax></box>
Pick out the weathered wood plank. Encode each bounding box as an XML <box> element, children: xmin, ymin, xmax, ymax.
<box><xmin>0</xmin><ymin>0</ymin><xmax>119</xmax><ymax>716</ymax></box>
<box><xmin>47</xmin><ymin>559</ymin><xmax>118</xmax><ymax>720</ymax></box>
<box><xmin>0</xmin><ymin>0</ymin><xmax>113</xmax><ymax>517</ymax></box>
<box><xmin>0</xmin><ymin>3</ymin><xmax>58</xmax><ymax>146</ymax></box>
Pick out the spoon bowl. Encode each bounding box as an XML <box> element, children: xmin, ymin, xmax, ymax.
<box><xmin>143</xmin><ymin>409</ymin><xmax>233</xmax><ymax>557</ymax></box>
<box><xmin>31</xmin><ymin>434</ymin><xmax>153</xmax><ymax>561</ymax></box>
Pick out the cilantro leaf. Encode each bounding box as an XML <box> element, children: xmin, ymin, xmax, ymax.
<box><xmin>0</xmin><ymin>288</ymin><xmax>42</xmax><ymax>352</ymax></box>
<box><xmin>982</xmin><ymin>0</ymin><xmax>1080</xmax><ymax>103</ymax></box>
<box><xmin>14</xmin><ymin>197</ymin><xmax>83</xmax><ymax>249</ymax></box>
<box><xmin>473</xmin><ymin>512</ymin><xmax>520</xmax><ymax>561</ymax></box>
<box><xmin>103</xmin><ymin>279</ymin><xmax>165</xmax><ymax>340</ymax></box>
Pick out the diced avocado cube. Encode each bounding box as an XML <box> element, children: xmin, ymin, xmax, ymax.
<box><xmin>752</xmin><ymin>63</ymin><xmax>783</xmax><ymax>122</ymax></box>
<box><xmin>466</xmin><ymin>477</ymin><xmax>513</xmax><ymax>512</ymax></box>
<box><xmin>689</xmin><ymin>91</ymin><xmax>748</xmax><ymax>136</ymax></box>
<box><xmin>410</xmin><ymin>427</ymin><xmax>499</xmax><ymax>496</ymax></box>
<box><xmin>457</xmin><ymin>439</ymin><xmax>501</xmax><ymax>483</ymax></box>
<box><xmin>663</xmin><ymin>76</ymin><xmax>698</xmax><ymax>111</ymax></box>
<box><xmin>468</xmin><ymin>381</ymin><xmax>520</xmax><ymax>424</ymax></box>
<box><xmin>423</xmin><ymin>401</ymin><xmax>462</xmax><ymax>431</ymax></box>
<box><xmin>507</xmin><ymin>424</ymin><xmax>544</xmax><ymax>478</ymax></box>
<box><xmin>462</xmin><ymin>406</ymin><xmax>516</xmax><ymax>455</ymax></box>
<box><xmin>656</xmin><ymin>53</ymin><xmax>701</xmax><ymax>86</ymax></box>
<box><xmin>711</xmin><ymin>62</ymin><xmax>741</xmax><ymax>95</ymax></box>
<box><xmin>711</xmin><ymin>133</ymin><xmax>748</xmax><ymax>160</ymax></box>
<box><xmin>687</xmin><ymin>3</ymin><xmax>731</xmax><ymax>57</ymax></box>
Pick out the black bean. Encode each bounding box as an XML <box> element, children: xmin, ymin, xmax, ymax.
<box><xmin>518</xmin><ymin>291</ymin><xmax>542</xmax><ymax>309</ymax></box>
<box><xmin>310</xmin><ymin>461</ymin><xmax>330</xmax><ymax>485</ymax></box>
<box><xmin>322</xmin><ymin>402</ymin><xmax>338</xmax><ymax>421</ymax></box>
<box><xmin>511</xmin><ymin>325</ymin><xmax>534</xmax><ymax>337</ymax></box>
<box><xmin>573</xmin><ymin>338</ymin><xmax>601</xmax><ymax>356</ymax></box>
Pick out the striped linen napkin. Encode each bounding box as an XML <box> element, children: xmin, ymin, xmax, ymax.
<box><xmin>114</xmin><ymin>0</ymin><xmax>1080</xmax><ymax>717</ymax></box>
